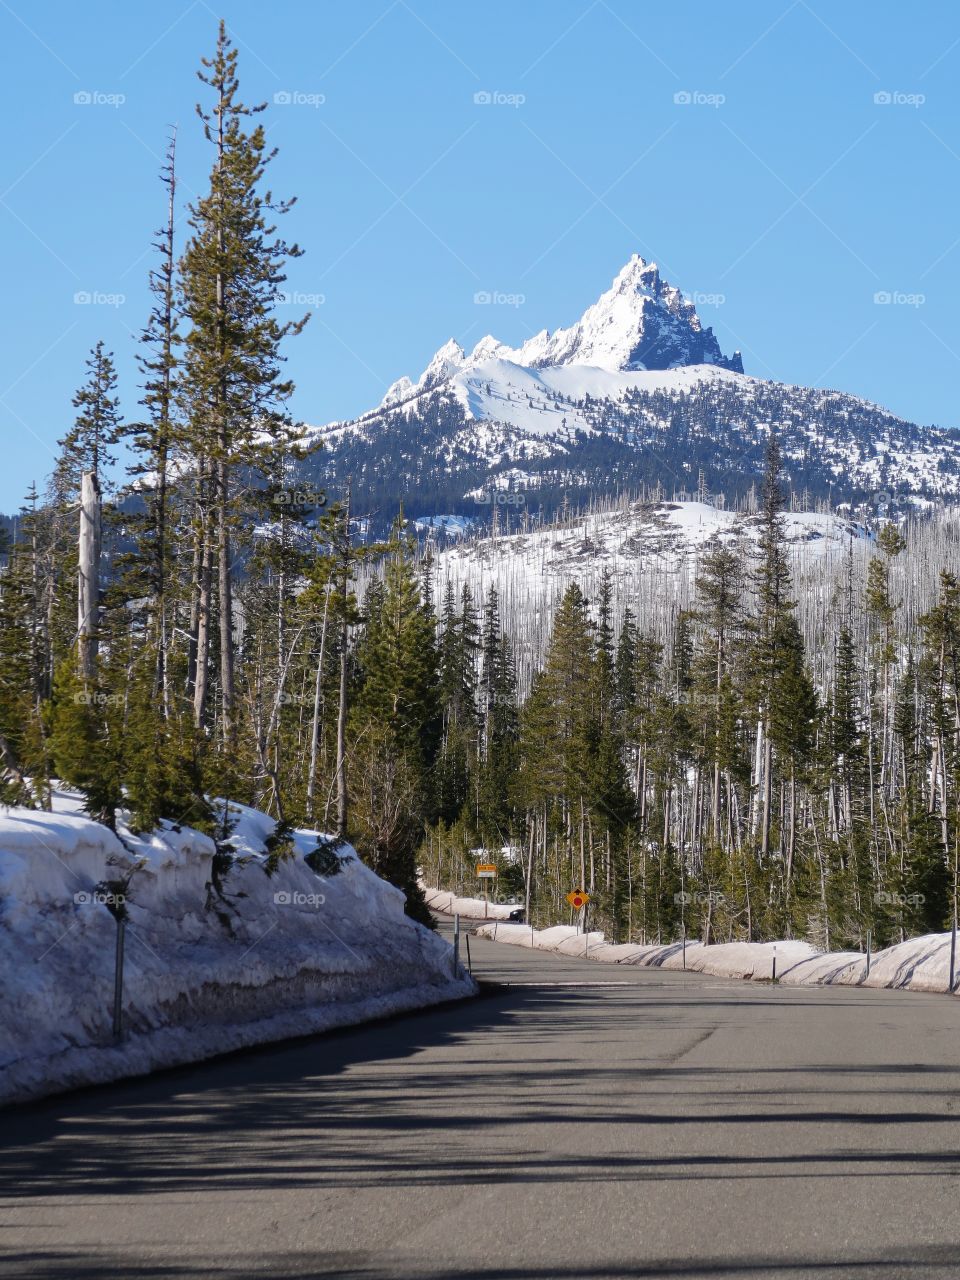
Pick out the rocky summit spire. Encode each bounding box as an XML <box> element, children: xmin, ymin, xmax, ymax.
<box><xmin>382</xmin><ymin>254</ymin><xmax>742</xmax><ymax>407</ymax></box>
<box><xmin>512</xmin><ymin>254</ymin><xmax>742</xmax><ymax>373</ymax></box>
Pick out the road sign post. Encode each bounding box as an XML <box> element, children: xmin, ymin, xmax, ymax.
<box><xmin>565</xmin><ymin>891</ymin><xmax>590</xmax><ymax>952</ymax></box>
<box><xmin>477</xmin><ymin>865</ymin><xmax>496</xmax><ymax>919</ymax></box>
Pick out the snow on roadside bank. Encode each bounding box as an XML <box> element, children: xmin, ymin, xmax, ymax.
<box><xmin>0</xmin><ymin>794</ymin><xmax>475</xmax><ymax>1106</ymax></box>
<box><xmin>421</xmin><ymin>886</ymin><xmax>519</xmax><ymax>920</ymax></box>
<box><xmin>446</xmin><ymin>892</ymin><xmax>960</xmax><ymax>996</ymax></box>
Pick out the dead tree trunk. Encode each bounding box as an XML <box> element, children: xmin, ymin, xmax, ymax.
<box><xmin>77</xmin><ymin>470</ymin><xmax>101</xmax><ymax>680</ymax></box>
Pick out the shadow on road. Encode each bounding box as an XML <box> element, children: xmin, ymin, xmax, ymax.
<box><xmin>3</xmin><ymin>944</ymin><xmax>960</xmax><ymax>1280</ymax></box>
<box><xmin>2</xmin><ymin>1244</ymin><xmax>960</xmax><ymax>1279</ymax></box>
<box><xmin>2</xmin><ymin>983</ymin><xmax>959</xmax><ymax>1198</ymax></box>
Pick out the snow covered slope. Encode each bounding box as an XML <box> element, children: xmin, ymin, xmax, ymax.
<box><xmin>442</xmin><ymin>498</ymin><xmax>866</xmax><ymax>577</ymax></box>
<box><xmin>301</xmin><ymin>254</ymin><xmax>960</xmax><ymax>525</ymax></box>
<box><xmin>426</xmin><ymin>498</ymin><xmax>874</xmax><ymax>684</ymax></box>
<box><xmin>0</xmin><ymin>793</ymin><xmax>473</xmax><ymax>1105</ymax></box>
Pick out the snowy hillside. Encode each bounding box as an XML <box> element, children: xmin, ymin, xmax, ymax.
<box><xmin>440</xmin><ymin>499</ymin><xmax>868</xmax><ymax>579</ymax></box>
<box><xmin>405</xmin><ymin>359</ymin><xmax>743</xmax><ymax>439</ymax></box>
<box><xmin>428</xmin><ymin>499</ymin><xmax>869</xmax><ymax>676</ymax></box>
<box><xmin>299</xmin><ymin>254</ymin><xmax>960</xmax><ymax>530</ymax></box>
<box><xmin>0</xmin><ymin>792</ymin><xmax>473</xmax><ymax>1105</ymax></box>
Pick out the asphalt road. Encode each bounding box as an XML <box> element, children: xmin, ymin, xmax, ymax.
<box><xmin>2</xmin><ymin>919</ymin><xmax>960</xmax><ymax>1280</ymax></box>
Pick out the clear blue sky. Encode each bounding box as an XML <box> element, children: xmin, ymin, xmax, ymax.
<box><xmin>2</xmin><ymin>0</ymin><xmax>959</xmax><ymax>510</ymax></box>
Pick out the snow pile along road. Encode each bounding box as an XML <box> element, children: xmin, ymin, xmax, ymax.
<box><xmin>0</xmin><ymin>794</ymin><xmax>474</xmax><ymax>1105</ymax></box>
<box><xmin>462</xmin><ymin>900</ymin><xmax>960</xmax><ymax>995</ymax></box>
<box><xmin>421</xmin><ymin>886</ymin><xmax>520</xmax><ymax>920</ymax></box>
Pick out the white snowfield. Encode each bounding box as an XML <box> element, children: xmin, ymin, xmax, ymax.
<box><xmin>0</xmin><ymin>793</ymin><xmax>474</xmax><ymax>1106</ymax></box>
<box><xmin>442</xmin><ymin>499</ymin><xmax>868</xmax><ymax>581</ymax></box>
<box><xmin>459</xmin><ymin>901</ymin><xmax>960</xmax><ymax>995</ymax></box>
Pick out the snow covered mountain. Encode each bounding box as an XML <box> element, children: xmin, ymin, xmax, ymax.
<box><xmin>301</xmin><ymin>256</ymin><xmax>960</xmax><ymax>531</ymax></box>
<box><xmin>378</xmin><ymin>255</ymin><xmax>741</xmax><ymax>411</ymax></box>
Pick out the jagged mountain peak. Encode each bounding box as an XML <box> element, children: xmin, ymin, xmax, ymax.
<box><xmin>384</xmin><ymin>255</ymin><xmax>742</xmax><ymax>408</ymax></box>
<box><xmin>305</xmin><ymin>254</ymin><xmax>957</xmax><ymax>532</ymax></box>
<box><xmin>380</xmin><ymin>337</ymin><xmax>466</xmax><ymax>407</ymax></box>
<box><xmin>511</xmin><ymin>254</ymin><xmax>742</xmax><ymax>373</ymax></box>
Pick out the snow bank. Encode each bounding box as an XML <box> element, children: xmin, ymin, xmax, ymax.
<box><xmin>838</xmin><ymin>933</ymin><xmax>955</xmax><ymax>993</ymax></box>
<box><xmin>473</xmin><ymin>917</ymin><xmax>960</xmax><ymax>996</ymax></box>
<box><xmin>421</xmin><ymin>885</ymin><xmax>519</xmax><ymax>920</ymax></box>
<box><xmin>0</xmin><ymin>793</ymin><xmax>474</xmax><ymax>1105</ymax></box>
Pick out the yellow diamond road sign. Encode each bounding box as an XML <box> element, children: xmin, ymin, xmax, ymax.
<box><xmin>566</xmin><ymin>890</ymin><xmax>590</xmax><ymax>909</ymax></box>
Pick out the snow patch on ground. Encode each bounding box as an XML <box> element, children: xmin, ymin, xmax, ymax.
<box><xmin>0</xmin><ymin>793</ymin><xmax>474</xmax><ymax>1105</ymax></box>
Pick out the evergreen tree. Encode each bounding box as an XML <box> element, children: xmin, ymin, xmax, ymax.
<box><xmin>53</xmin><ymin>341</ymin><xmax>121</xmax><ymax>499</ymax></box>
<box><xmin>348</xmin><ymin>534</ymin><xmax>441</xmax><ymax>921</ymax></box>
<box><xmin>122</xmin><ymin>131</ymin><xmax>180</xmax><ymax>714</ymax></box>
<box><xmin>750</xmin><ymin>432</ymin><xmax>796</xmax><ymax>858</ymax></box>
<box><xmin>178</xmin><ymin>21</ymin><xmax>307</xmax><ymax>742</ymax></box>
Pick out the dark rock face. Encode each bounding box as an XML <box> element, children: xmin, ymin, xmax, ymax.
<box><xmin>623</xmin><ymin>299</ymin><xmax>743</xmax><ymax>373</ymax></box>
<box><xmin>522</xmin><ymin>256</ymin><xmax>743</xmax><ymax>374</ymax></box>
<box><xmin>619</xmin><ymin>261</ymin><xmax>741</xmax><ymax>373</ymax></box>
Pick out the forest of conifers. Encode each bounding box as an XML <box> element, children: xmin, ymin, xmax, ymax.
<box><xmin>2</xmin><ymin>24</ymin><xmax>960</xmax><ymax>952</ymax></box>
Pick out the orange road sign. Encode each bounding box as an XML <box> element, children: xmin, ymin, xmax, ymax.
<box><xmin>566</xmin><ymin>890</ymin><xmax>590</xmax><ymax>909</ymax></box>
<box><xmin>476</xmin><ymin>863</ymin><xmax>497</xmax><ymax>874</ymax></box>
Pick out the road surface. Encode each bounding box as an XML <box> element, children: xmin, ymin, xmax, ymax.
<box><xmin>1</xmin><ymin>917</ymin><xmax>959</xmax><ymax>1278</ymax></box>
